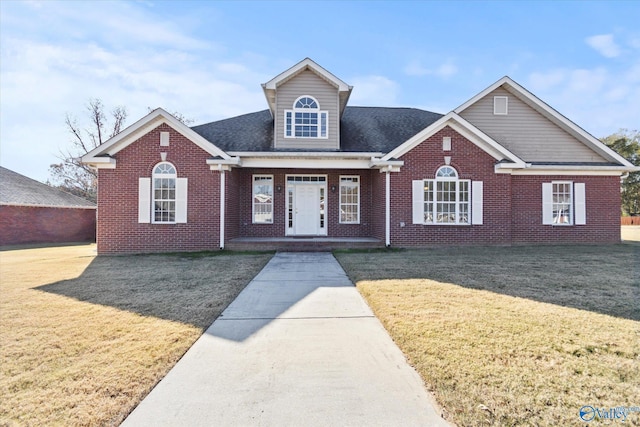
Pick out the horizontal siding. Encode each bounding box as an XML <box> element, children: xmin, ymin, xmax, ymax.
<box><xmin>460</xmin><ymin>87</ymin><xmax>607</xmax><ymax>162</ymax></box>
<box><xmin>275</xmin><ymin>70</ymin><xmax>339</xmax><ymax>150</ymax></box>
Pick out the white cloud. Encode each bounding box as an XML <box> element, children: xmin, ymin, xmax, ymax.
<box><xmin>348</xmin><ymin>75</ymin><xmax>400</xmax><ymax>106</ymax></box>
<box><xmin>585</xmin><ymin>34</ymin><xmax>621</xmax><ymax>58</ymax></box>
<box><xmin>404</xmin><ymin>59</ymin><xmax>458</xmax><ymax>78</ymax></box>
<box><xmin>527</xmin><ymin>65</ymin><xmax>639</xmax><ymax>138</ymax></box>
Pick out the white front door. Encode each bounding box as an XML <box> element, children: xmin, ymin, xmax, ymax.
<box><xmin>295</xmin><ymin>185</ymin><xmax>319</xmax><ymax>235</ymax></box>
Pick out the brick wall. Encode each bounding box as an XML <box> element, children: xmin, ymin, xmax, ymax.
<box><xmin>0</xmin><ymin>205</ymin><xmax>96</xmax><ymax>246</ymax></box>
<box><xmin>511</xmin><ymin>175</ymin><xmax>621</xmax><ymax>244</ymax></box>
<box><xmin>232</xmin><ymin>168</ymin><xmax>374</xmax><ymax>239</ymax></box>
<box><xmin>96</xmin><ymin>124</ymin><xmax>220</xmax><ymax>254</ymax></box>
<box><xmin>390</xmin><ymin>126</ymin><xmax>512</xmax><ymax>247</ymax></box>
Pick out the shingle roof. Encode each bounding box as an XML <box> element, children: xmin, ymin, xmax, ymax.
<box><xmin>190</xmin><ymin>107</ymin><xmax>443</xmax><ymax>153</ymax></box>
<box><xmin>0</xmin><ymin>167</ymin><xmax>96</xmax><ymax>208</ymax></box>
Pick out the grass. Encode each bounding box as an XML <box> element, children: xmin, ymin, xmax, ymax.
<box><xmin>335</xmin><ymin>245</ymin><xmax>640</xmax><ymax>426</ymax></box>
<box><xmin>0</xmin><ymin>244</ymin><xmax>272</xmax><ymax>426</ymax></box>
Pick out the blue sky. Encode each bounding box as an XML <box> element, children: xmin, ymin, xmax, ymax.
<box><xmin>1</xmin><ymin>0</ymin><xmax>639</xmax><ymax>182</ymax></box>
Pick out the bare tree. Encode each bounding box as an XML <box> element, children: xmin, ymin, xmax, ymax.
<box><xmin>49</xmin><ymin>99</ymin><xmax>127</xmax><ymax>202</ymax></box>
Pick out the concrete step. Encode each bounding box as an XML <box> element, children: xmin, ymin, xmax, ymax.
<box><xmin>225</xmin><ymin>237</ymin><xmax>385</xmax><ymax>252</ymax></box>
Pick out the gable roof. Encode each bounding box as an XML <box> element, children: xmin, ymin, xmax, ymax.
<box><xmin>454</xmin><ymin>76</ymin><xmax>636</xmax><ymax>168</ymax></box>
<box><xmin>191</xmin><ymin>106</ymin><xmax>443</xmax><ymax>153</ymax></box>
<box><xmin>0</xmin><ymin>167</ymin><xmax>95</xmax><ymax>208</ymax></box>
<box><xmin>82</xmin><ymin>108</ymin><xmax>231</xmax><ymax>167</ymax></box>
<box><xmin>382</xmin><ymin>112</ymin><xmax>527</xmax><ymax>167</ymax></box>
<box><xmin>262</xmin><ymin>58</ymin><xmax>353</xmax><ymax>117</ymax></box>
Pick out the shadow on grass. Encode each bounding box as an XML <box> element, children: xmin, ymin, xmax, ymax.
<box><xmin>35</xmin><ymin>252</ymin><xmax>273</xmax><ymax>331</ymax></box>
<box><xmin>335</xmin><ymin>244</ymin><xmax>640</xmax><ymax>322</ymax></box>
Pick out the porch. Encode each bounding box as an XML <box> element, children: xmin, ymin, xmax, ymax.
<box><xmin>225</xmin><ymin>237</ymin><xmax>384</xmax><ymax>252</ymax></box>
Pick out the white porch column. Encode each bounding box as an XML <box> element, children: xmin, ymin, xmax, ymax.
<box><xmin>385</xmin><ymin>170</ymin><xmax>390</xmax><ymax>247</ymax></box>
<box><xmin>219</xmin><ymin>169</ymin><xmax>226</xmax><ymax>250</ymax></box>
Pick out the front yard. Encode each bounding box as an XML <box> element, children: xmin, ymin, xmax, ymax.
<box><xmin>0</xmin><ymin>245</ymin><xmax>272</xmax><ymax>426</ymax></box>
<box><xmin>335</xmin><ymin>244</ymin><xmax>640</xmax><ymax>426</ymax></box>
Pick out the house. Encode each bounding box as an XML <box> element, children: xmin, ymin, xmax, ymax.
<box><xmin>82</xmin><ymin>58</ymin><xmax>637</xmax><ymax>254</ymax></box>
<box><xmin>0</xmin><ymin>166</ymin><xmax>96</xmax><ymax>246</ymax></box>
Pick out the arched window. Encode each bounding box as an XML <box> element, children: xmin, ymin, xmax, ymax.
<box><xmin>423</xmin><ymin>166</ymin><xmax>470</xmax><ymax>224</ymax></box>
<box><xmin>152</xmin><ymin>162</ymin><xmax>177</xmax><ymax>223</ymax></box>
<box><xmin>284</xmin><ymin>95</ymin><xmax>328</xmax><ymax>138</ymax></box>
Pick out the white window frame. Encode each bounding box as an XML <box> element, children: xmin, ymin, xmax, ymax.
<box><xmin>494</xmin><ymin>96</ymin><xmax>508</xmax><ymax>115</ymax></box>
<box><xmin>152</xmin><ymin>162</ymin><xmax>177</xmax><ymax>224</ymax></box>
<box><xmin>252</xmin><ymin>175</ymin><xmax>274</xmax><ymax>224</ymax></box>
<box><xmin>420</xmin><ymin>166</ymin><xmax>472</xmax><ymax>225</ymax></box>
<box><xmin>542</xmin><ymin>181</ymin><xmax>586</xmax><ymax>226</ymax></box>
<box><xmin>284</xmin><ymin>95</ymin><xmax>328</xmax><ymax>139</ymax></box>
<box><xmin>339</xmin><ymin>176</ymin><xmax>360</xmax><ymax>224</ymax></box>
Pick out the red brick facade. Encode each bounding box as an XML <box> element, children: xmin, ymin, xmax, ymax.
<box><xmin>0</xmin><ymin>205</ymin><xmax>96</xmax><ymax>246</ymax></box>
<box><xmin>96</xmin><ymin>124</ymin><xmax>220</xmax><ymax>254</ymax></box>
<box><xmin>94</xmin><ymin>125</ymin><xmax>622</xmax><ymax>254</ymax></box>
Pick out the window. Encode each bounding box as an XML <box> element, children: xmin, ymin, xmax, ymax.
<box><xmin>412</xmin><ymin>166</ymin><xmax>483</xmax><ymax>226</ymax></box>
<box><xmin>542</xmin><ymin>182</ymin><xmax>586</xmax><ymax>225</ymax></box>
<box><xmin>494</xmin><ymin>96</ymin><xmax>508</xmax><ymax>115</ymax></box>
<box><xmin>153</xmin><ymin>162</ymin><xmax>177</xmax><ymax>223</ymax></box>
<box><xmin>340</xmin><ymin>176</ymin><xmax>360</xmax><ymax>224</ymax></box>
<box><xmin>284</xmin><ymin>96</ymin><xmax>328</xmax><ymax>138</ymax></box>
<box><xmin>138</xmin><ymin>163</ymin><xmax>187</xmax><ymax>224</ymax></box>
<box><xmin>253</xmin><ymin>175</ymin><xmax>273</xmax><ymax>223</ymax></box>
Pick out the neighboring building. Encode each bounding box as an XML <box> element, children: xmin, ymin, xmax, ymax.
<box><xmin>0</xmin><ymin>167</ymin><xmax>96</xmax><ymax>246</ymax></box>
<box><xmin>82</xmin><ymin>58</ymin><xmax>638</xmax><ymax>254</ymax></box>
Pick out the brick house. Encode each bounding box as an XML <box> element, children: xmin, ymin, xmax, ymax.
<box><xmin>82</xmin><ymin>58</ymin><xmax>637</xmax><ymax>254</ymax></box>
<box><xmin>0</xmin><ymin>167</ymin><xmax>96</xmax><ymax>246</ymax></box>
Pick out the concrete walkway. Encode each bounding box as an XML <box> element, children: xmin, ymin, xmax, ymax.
<box><xmin>122</xmin><ymin>252</ymin><xmax>450</xmax><ymax>427</ymax></box>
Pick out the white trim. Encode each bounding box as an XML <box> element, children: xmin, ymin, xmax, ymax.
<box><xmin>252</xmin><ymin>174</ymin><xmax>274</xmax><ymax>224</ymax></box>
<box><xmin>285</xmin><ymin>174</ymin><xmax>328</xmax><ymax>237</ymax></box>
<box><xmin>262</xmin><ymin>58</ymin><xmax>353</xmax><ymax>117</ymax></box>
<box><xmin>239</xmin><ymin>157</ymin><xmax>373</xmax><ymax>169</ymax></box>
<box><xmin>82</xmin><ymin>108</ymin><xmax>231</xmax><ymax>166</ymax></box>
<box><xmin>385</xmin><ymin>172</ymin><xmax>390</xmax><ymax>246</ymax></box>
<box><xmin>471</xmin><ymin>181</ymin><xmax>483</xmax><ymax>225</ymax></box>
<box><xmin>454</xmin><ymin>76</ymin><xmax>637</xmax><ymax>168</ymax></box>
<box><xmin>382</xmin><ymin>112</ymin><xmax>526</xmax><ymax>167</ymax></box>
<box><xmin>574</xmin><ymin>183</ymin><xmax>586</xmax><ymax>225</ymax></box>
<box><xmin>339</xmin><ymin>175</ymin><xmax>360</xmax><ymax>224</ymax></box>
<box><xmin>493</xmin><ymin>96</ymin><xmax>508</xmax><ymax>115</ymax></box>
<box><xmin>412</xmin><ymin>180</ymin><xmax>424</xmax><ymax>225</ymax></box>
<box><xmin>160</xmin><ymin>132</ymin><xmax>170</xmax><ymax>146</ymax></box>
<box><xmin>542</xmin><ymin>182</ymin><xmax>553</xmax><ymax>225</ymax></box>
<box><xmin>229</xmin><ymin>151</ymin><xmax>382</xmax><ymax>158</ymax></box>
<box><xmin>175</xmin><ymin>178</ymin><xmax>188</xmax><ymax>223</ymax></box>
<box><xmin>262</xmin><ymin>58</ymin><xmax>352</xmax><ymax>91</ymax></box>
<box><xmin>284</xmin><ymin>96</ymin><xmax>329</xmax><ymax>140</ymax></box>
<box><xmin>505</xmin><ymin>167</ymin><xmax>628</xmax><ymax>176</ymax></box>
<box><xmin>220</xmin><ymin>170</ymin><xmax>225</xmax><ymax>249</ymax></box>
<box><xmin>138</xmin><ymin>177</ymin><xmax>151</xmax><ymax>223</ymax></box>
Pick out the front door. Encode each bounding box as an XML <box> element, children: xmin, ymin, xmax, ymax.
<box><xmin>294</xmin><ymin>185</ymin><xmax>319</xmax><ymax>235</ymax></box>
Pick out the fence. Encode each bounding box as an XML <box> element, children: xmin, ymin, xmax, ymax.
<box><xmin>621</xmin><ymin>217</ymin><xmax>640</xmax><ymax>225</ymax></box>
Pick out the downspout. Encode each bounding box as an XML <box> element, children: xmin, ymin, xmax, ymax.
<box><xmin>385</xmin><ymin>169</ymin><xmax>391</xmax><ymax>247</ymax></box>
<box><xmin>219</xmin><ymin>166</ymin><xmax>225</xmax><ymax>250</ymax></box>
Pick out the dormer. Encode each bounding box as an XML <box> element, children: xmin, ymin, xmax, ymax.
<box><xmin>262</xmin><ymin>58</ymin><xmax>353</xmax><ymax>150</ymax></box>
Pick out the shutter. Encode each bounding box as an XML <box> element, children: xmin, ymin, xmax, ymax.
<box><xmin>471</xmin><ymin>181</ymin><xmax>483</xmax><ymax>225</ymax></box>
<box><xmin>412</xmin><ymin>180</ymin><xmax>424</xmax><ymax>224</ymax></box>
<box><xmin>574</xmin><ymin>183</ymin><xmax>586</xmax><ymax>225</ymax></box>
<box><xmin>138</xmin><ymin>178</ymin><xmax>151</xmax><ymax>223</ymax></box>
<box><xmin>542</xmin><ymin>183</ymin><xmax>553</xmax><ymax>225</ymax></box>
<box><xmin>175</xmin><ymin>178</ymin><xmax>188</xmax><ymax>223</ymax></box>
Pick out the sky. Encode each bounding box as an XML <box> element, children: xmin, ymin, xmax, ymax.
<box><xmin>1</xmin><ymin>0</ymin><xmax>639</xmax><ymax>183</ymax></box>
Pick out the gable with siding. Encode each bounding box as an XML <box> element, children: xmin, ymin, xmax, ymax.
<box><xmin>275</xmin><ymin>69</ymin><xmax>340</xmax><ymax>150</ymax></box>
<box><xmin>458</xmin><ymin>87</ymin><xmax>608</xmax><ymax>163</ymax></box>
